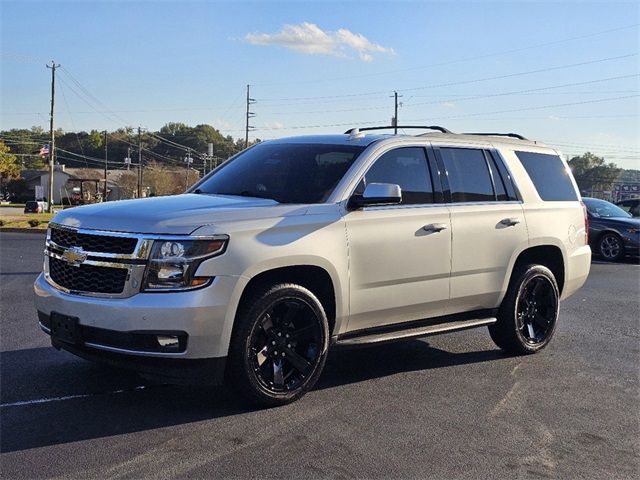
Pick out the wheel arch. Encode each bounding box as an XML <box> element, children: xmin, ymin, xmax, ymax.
<box><xmin>505</xmin><ymin>244</ymin><xmax>566</xmax><ymax>298</ymax></box>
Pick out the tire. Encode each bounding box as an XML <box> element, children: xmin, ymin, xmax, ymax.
<box><xmin>598</xmin><ymin>232</ymin><xmax>625</xmax><ymax>262</ymax></box>
<box><xmin>226</xmin><ymin>283</ymin><xmax>329</xmax><ymax>407</ymax></box>
<box><xmin>489</xmin><ymin>264</ymin><xmax>559</xmax><ymax>355</ymax></box>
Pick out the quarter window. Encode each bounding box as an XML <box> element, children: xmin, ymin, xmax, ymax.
<box><xmin>363</xmin><ymin>147</ymin><xmax>434</xmax><ymax>205</ymax></box>
<box><xmin>515</xmin><ymin>151</ymin><xmax>578</xmax><ymax>201</ymax></box>
<box><xmin>440</xmin><ymin>148</ymin><xmax>495</xmax><ymax>202</ymax></box>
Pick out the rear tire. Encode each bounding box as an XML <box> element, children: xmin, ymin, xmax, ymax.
<box><xmin>598</xmin><ymin>232</ymin><xmax>624</xmax><ymax>262</ymax></box>
<box><xmin>489</xmin><ymin>264</ymin><xmax>559</xmax><ymax>354</ymax></box>
<box><xmin>226</xmin><ymin>283</ymin><xmax>329</xmax><ymax>407</ymax></box>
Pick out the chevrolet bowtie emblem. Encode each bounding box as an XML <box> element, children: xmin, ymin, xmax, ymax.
<box><xmin>61</xmin><ymin>246</ymin><xmax>87</xmax><ymax>266</ymax></box>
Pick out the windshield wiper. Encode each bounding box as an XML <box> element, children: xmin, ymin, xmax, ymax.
<box><xmin>216</xmin><ymin>191</ymin><xmax>279</xmax><ymax>202</ymax></box>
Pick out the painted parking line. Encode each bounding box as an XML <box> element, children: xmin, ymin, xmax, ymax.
<box><xmin>0</xmin><ymin>385</ymin><xmax>147</xmax><ymax>408</ymax></box>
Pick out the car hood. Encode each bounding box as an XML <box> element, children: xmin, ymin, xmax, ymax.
<box><xmin>592</xmin><ymin>216</ymin><xmax>640</xmax><ymax>229</ymax></box>
<box><xmin>51</xmin><ymin>194</ymin><xmax>309</xmax><ymax>234</ymax></box>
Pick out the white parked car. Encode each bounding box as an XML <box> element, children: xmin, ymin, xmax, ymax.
<box><xmin>34</xmin><ymin>126</ymin><xmax>591</xmax><ymax>406</ymax></box>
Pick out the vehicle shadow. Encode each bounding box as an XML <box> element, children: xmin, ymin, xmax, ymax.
<box><xmin>0</xmin><ymin>341</ymin><xmax>504</xmax><ymax>453</ymax></box>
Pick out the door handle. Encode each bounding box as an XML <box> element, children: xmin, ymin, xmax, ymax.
<box><xmin>500</xmin><ymin>217</ymin><xmax>521</xmax><ymax>226</ymax></box>
<box><xmin>422</xmin><ymin>223</ymin><xmax>448</xmax><ymax>232</ymax></box>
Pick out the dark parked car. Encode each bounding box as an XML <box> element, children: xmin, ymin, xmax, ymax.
<box><xmin>24</xmin><ymin>201</ymin><xmax>47</xmax><ymax>214</ymax></box>
<box><xmin>615</xmin><ymin>198</ymin><xmax>640</xmax><ymax>218</ymax></box>
<box><xmin>583</xmin><ymin>197</ymin><xmax>640</xmax><ymax>261</ymax></box>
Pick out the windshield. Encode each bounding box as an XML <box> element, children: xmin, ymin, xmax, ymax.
<box><xmin>195</xmin><ymin>142</ymin><xmax>365</xmax><ymax>204</ymax></box>
<box><xmin>583</xmin><ymin>198</ymin><xmax>632</xmax><ymax>218</ymax></box>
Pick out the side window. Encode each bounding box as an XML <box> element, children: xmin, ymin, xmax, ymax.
<box><xmin>440</xmin><ymin>148</ymin><xmax>495</xmax><ymax>202</ymax></box>
<box><xmin>515</xmin><ymin>151</ymin><xmax>578</xmax><ymax>201</ymax></box>
<box><xmin>487</xmin><ymin>151</ymin><xmax>518</xmax><ymax>201</ymax></box>
<box><xmin>364</xmin><ymin>147</ymin><xmax>434</xmax><ymax>205</ymax></box>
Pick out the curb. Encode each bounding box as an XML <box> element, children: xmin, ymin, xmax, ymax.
<box><xmin>0</xmin><ymin>228</ymin><xmax>47</xmax><ymax>234</ymax></box>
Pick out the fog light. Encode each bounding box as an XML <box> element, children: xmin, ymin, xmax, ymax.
<box><xmin>157</xmin><ymin>335</ymin><xmax>180</xmax><ymax>349</ymax></box>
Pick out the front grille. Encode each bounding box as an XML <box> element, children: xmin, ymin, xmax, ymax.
<box><xmin>50</xmin><ymin>226</ymin><xmax>137</xmax><ymax>254</ymax></box>
<box><xmin>49</xmin><ymin>257</ymin><xmax>128</xmax><ymax>294</ymax></box>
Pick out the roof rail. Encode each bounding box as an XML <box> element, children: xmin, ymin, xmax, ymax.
<box><xmin>463</xmin><ymin>132</ymin><xmax>528</xmax><ymax>141</ymax></box>
<box><xmin>344</xmin><ymin>125</ymin><xmax>452</xmax><ymax>135</ymax></box>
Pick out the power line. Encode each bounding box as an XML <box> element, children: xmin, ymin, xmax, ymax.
<box><xmin>256</xmin><ymin>53</ymin><xmax>637</xmax><ymax>103</ymax></box>
<box><xmin>251</xmin><ymin>23</ymin><xmax>639</xmax><ymax>87</ymax></box>
<box><xmin>259</xmin><ymin>74</ymin><xmax>639</xmax><ymax>116</ymax></box>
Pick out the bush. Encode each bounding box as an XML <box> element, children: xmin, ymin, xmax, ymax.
<box><xmin>0</xmin><ymin>219</ymin><xmax>5</xmax><ymax>227</ymax></box>
<box><xmin>28</xmin><ymin>219</ymin><xmax>40</xmax><ymax>228</ymax></box>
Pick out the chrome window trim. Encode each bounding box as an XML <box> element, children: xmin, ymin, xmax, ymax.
<box><xmin>444</xmin><ymin>200</ymin><xmax>523</xmax><ymax>207</ymax></box>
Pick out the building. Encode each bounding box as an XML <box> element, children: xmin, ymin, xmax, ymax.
<box><xmin>20</xmin><ymin>164</ymin><xmax>120</xmax><ymax>203</ymax></box>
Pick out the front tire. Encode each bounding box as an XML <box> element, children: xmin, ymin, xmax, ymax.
<box><xmin>598</xmin><ymin>232</ymin><xmax>624</xmax><ymax>262</ymax></box>
<box><xmin>489</xmin><ymin>264</ymin><xmax>559</xmax><ymax>354</ymax></box>
<box><xmin>227</xmin><ymin>283</ymin><xmax>329</xmax><ymax>407</ymax></box>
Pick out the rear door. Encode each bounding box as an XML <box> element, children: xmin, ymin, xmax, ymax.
<box><xmin>433</xmin><ymin>146</ymin><xmax>528</xmax><ymax>315</ymax></box>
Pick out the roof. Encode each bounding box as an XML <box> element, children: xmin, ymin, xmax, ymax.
<box><xmin>20</xmin><ymin>169</ymin><xmax>47</xmax><ymax>181</ymax></box>
<box><xmin>265</xmin><ymin>129</ymin><xmax>547</xmax><ymax>150</ymax></box>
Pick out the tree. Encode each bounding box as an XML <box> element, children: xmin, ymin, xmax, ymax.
<box><xmin>0</xmin><ymin>141</ymin><xmax>20</xmax><ymax>199</ymax></box>
<box><xmin>0</xmin><ymin>141</ymin><xmax>20</xmax><ymax>178</ymax></box>
<box><xmin>567</xmin><ymin>152</ymin><xmax>622</xmax><ymax>194</ymax></box>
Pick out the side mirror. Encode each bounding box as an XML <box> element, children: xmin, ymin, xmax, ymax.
<box><xmin>349</xmin><ymin>183</ymin><xmax>402</xmax><ymax>209</ymax></box>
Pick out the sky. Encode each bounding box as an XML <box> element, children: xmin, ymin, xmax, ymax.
<box><xmin>1</xmin><ymin>0</ymin><xmax>639</xmax><ymax>168</ymax></box>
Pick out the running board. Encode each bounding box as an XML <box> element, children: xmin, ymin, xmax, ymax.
<box><xmin>336</xmin><ymin>317</ymin><xmax>497</xmax><ymax>346</ymax></box>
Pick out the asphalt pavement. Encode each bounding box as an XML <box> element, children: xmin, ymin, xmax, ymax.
<box><xmin>1</xmin><ymin>232</ymin><xmax>638</xmax><ymax>479</ymax></box>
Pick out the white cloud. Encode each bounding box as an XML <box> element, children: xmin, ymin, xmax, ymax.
<box><xmin>244</xmin><ymin>22</ymin><xmax>394</xmax><ymax>62</ymax></box>
<box><xmin>441</xmin><ymin>102</ymin><xmax>456</xmax><ymax>109</ymax></box>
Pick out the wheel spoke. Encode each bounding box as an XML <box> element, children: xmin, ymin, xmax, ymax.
<box><xmin>261</xmin><ymin>313</ymin><xmax>274</xmax><ymax>333</ymax></box>
<box><xmin>526</xmin><ymin>322</ymin><xmax>536</xmax><ymax>340</ymax></box>
<box><xmin>532</xmin><ymin>313</ymin><xmax>549</xmax><ymax>329</ymax></box>
<box><xmin>273</xmin><ymin>359</ymin><xmax>284</xmax><ymax>386</ymax></box>
<box><xmin>289</xmin><ymin>324</ymin><xmax>316</xmax><ymax>341</ymax></box>
<box><xmin>256</xmin><ymin>346</ymin><xmax>269</xmax><ymax>367</ymax></box>
<box><xmin>280</xmin><ymin>301</ymin><xmax>302</xmax><ymax>325</ymax></box>
<box><xmin>282</xmin><ymin>345</ymin><xmax>312</xmax><ymax>374</ymax></box>
<box><xmin>530</xmin><ymin>278</ymin><xmax>543</xmax><ymax>298</ymax></box>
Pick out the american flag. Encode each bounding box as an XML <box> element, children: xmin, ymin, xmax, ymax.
<box><xmin>39</xmin><ymin>144</ymin><xmax>50</xmax><ymax>157</ymax></box>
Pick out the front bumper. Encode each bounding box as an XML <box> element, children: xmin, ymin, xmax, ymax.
<box><xmin>622</xmin><ymin>234</ymin><xmax>640</xmax><ymax>257</ymax></box>
<box><xmin>34</xmin><ymin>272</ymin><xmax>242</xmax><ymax>373</ymax></box>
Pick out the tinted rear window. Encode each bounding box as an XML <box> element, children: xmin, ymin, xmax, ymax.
<box><xmin>515</xmin><ymin>151</ymin><xmax>577</xmax><ymax>201</ymax></box>
<box><xmin>440</xmin><ymin>148</ymin><xmax>496</xmax><ymax>202</ymax></box>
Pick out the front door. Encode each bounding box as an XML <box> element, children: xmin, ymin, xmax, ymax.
<box><xmin>344</xmin><ymin>146</ymin><xmax>452</xmax><ymax>333</ymax></box>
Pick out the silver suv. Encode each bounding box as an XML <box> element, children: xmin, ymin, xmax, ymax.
<box><xmin>34</xmin><ymin>126</ymin><xmax>591</xmax><ymax>406</ymax></box>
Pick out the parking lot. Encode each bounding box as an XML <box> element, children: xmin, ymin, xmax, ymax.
<box><xmin>1</xmin><ymin>231</ymin><xmax>638</xmax><ymax>479</ymax></box>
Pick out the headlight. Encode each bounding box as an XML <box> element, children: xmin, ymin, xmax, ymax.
<box><xmin>142</xmin><ymin>237</ymin><xmax>227</xmax><ymax>291</ymax></box>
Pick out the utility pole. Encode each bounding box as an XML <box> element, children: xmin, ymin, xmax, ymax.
<box><xmin>124</xmin><ymin>148</ymin><xmax>131</xmax><ymax>171</ymax></box>
<box><xmin>103</xmin><ymin>130</ymin><xmax>108</xmax><ymax>201</ymax></box>
<box><xmin>245</xmin><ymin>84</ymin><xmax>256</xmax><ymax>149</ymax></box>
<box><xmin>46</xmin><ymin>61</ymin><xmax>60</xmax><ymax>212</ymax></box>
<box><xmin>184</xmin><ymin>148</ymin><xmax>193</xmax><ymax>189</ymax></box>
<box><xmin>137</xmin><ymin>127</ymin><xmax>142</xmax><ymax>198</ymax></box>
<box><xmin>390</xmin><ymin>91</ymin><xmax>402</xmax><ymax>134</ymax></box>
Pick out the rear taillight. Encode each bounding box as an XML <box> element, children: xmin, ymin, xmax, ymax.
<box><xmin>580</xmin><ymin>201</ymin><xmax>589</xmax><ymax>245</ymax></box>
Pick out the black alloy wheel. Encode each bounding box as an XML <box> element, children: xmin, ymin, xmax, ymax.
<box><xmin>598</xmin><ymin>232</ymin><xmax>624</xmax><ymax>262</ymax></box>
<box><xmin>248</xmin><ymin>298</ymin><xmax>323</xmax><ymax>393</ymax></box>
<box><xmin>489</xmin><ymin>264</ymin><xmax>559</xmax><ymax>354</ymax></box>
<box><xmin>227</xmin><ymin>283</ymin><xmax>329</xmax><ymax>406</ymax></box>
<box><xmin>515</xmin><ymin>275</ymin><xmax>558</xmax><ymax>345</ymax></box>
